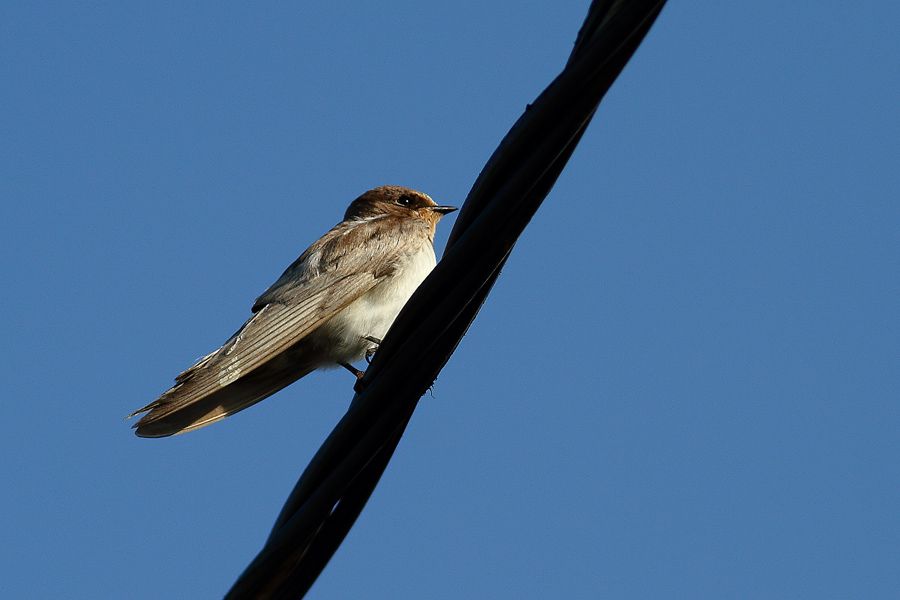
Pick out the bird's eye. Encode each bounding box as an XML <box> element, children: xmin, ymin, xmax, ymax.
<box><xmin>397</xmin><ymin>195</ymin><xmax>414</xmax><ymax>207</ymax></box>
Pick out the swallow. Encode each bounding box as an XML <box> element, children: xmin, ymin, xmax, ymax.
<box><xmin>129</xmin><ymin>185</ymin><xmax>456</xmax><ymax>437</ymax></box>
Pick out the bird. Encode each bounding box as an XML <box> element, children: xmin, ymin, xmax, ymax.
<box><xmin>129</xmin><ymin>185</ymin><xmax>457</xmax><ymax>437</ymax></box>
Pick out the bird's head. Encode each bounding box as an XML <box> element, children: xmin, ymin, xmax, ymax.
<box><xmin>344</xmin><ymin>186</ymin><xmax>457</xmax><ymax>226</ymax></box>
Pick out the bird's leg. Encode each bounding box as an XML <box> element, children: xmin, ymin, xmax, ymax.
<box><xmin>343</xmin><ymin>336</ymin><xmax>384</xmax><ymax>393</ymax></box>
<box><xmin>340</xmin><ymin>362</ymin><xmax>365</xmax><ymax>380</ymax></box>
<box><xmin>363</xmin><ymin>335</ymin><xmax>382</xmax><ymax>364</ymax></box>
<box><xmin>340</xmin><ymin>361</ymin><xmax>370</xmax><ymax>394</ymax></box>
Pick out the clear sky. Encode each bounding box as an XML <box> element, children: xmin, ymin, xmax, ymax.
<box><xmin>2</xmin><ymin>2</ymin><xmax>898</xmax><ymax>598</ymax></box>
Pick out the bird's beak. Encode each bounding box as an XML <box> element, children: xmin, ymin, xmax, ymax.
<box><xmin>430</xmin><ymin>205</ymin><xmax>458</xmax><ymax>215</ymax></box>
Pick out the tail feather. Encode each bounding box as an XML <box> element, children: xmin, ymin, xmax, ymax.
<box><xmin>132</xmin><ymin>354</ymin><xmax>317</xmax><ymax>437</ymax></box>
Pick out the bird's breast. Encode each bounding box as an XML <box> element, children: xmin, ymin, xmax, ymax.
<box><xmin>316</xmin><ymin>242</ymin><xmax>437</xmax><ymax>363</ymax></box>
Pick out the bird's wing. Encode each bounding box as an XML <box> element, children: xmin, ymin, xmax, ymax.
<box><xmin>130</xmin><ymin>215</ymin><xmax>428</xmax><ymax>436</ymax></box>
<box><xmin>130</xmin><ymin>271</ymin><xmax>377</xmax><ymax>434</ymax></box>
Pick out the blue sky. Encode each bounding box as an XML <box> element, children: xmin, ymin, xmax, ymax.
<box><xmin>2</xmin><ymin>2</ymin><xmax>898</xmax><ymax>598</ymax></box>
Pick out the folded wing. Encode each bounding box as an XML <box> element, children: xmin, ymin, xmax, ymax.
<box><xmin>130</xmin><ymin>271</ymin><xmax>379</xmax><ymax>436</ymax></box>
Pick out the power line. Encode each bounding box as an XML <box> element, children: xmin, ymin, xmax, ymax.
<box><xmin>227</xmin><ymin>2</ymin><xmax>668</xmax><ymax>597</ymax></box>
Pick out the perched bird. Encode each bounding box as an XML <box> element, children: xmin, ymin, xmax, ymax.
<box><xmin>130</xmin><ymin>186</ymin><xmax>456</xmax><ymax>437</ymax></box>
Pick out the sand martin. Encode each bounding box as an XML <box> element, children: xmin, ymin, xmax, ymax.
<box><xmin>130</xmin><ymin>185</ymin><xmax>456</xmax><ymax>437</ymax></box>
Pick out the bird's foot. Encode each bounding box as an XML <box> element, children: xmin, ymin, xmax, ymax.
<box><xmin>340</xmin><ymin>362</ymin><xmax>365</xmax><ymax>379</ymax></box>
<box><xmin>340</xmin><ymin>362</ymin><xmax>369</xmax><ymax>394</ymax></box>
<box><xmin>362</xmin><ymin>335</ymin><xmax>382</xmax><ymax>364</ymax></box>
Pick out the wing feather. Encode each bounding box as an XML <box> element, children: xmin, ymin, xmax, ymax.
<box><xmin>131</xmin><ymin>272</ymin><xmax>376</xmax><ymax>430</ymax></box>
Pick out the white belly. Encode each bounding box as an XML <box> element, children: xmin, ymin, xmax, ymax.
<box><xmin>314</xmin><ymin>243</ymin><xmax>437</xmax><ymax>364</ymax></box>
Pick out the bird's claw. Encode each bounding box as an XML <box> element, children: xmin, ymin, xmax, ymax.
<box><xmin>362</xmin><ymin>335</ymin><xmax>382</xmax><ymax>364</ymax></box>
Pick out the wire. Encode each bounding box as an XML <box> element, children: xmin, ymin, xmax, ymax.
<box><xmin>226</xmin><ymin>2</ymin><xmax>669</xmax><ymax>597</ymax></box>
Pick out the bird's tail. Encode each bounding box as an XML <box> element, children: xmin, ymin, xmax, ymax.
<box><xmin>131</xmin><ymin>355</ymin><xmax>317</xmax><ymax>438</ymax></box>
